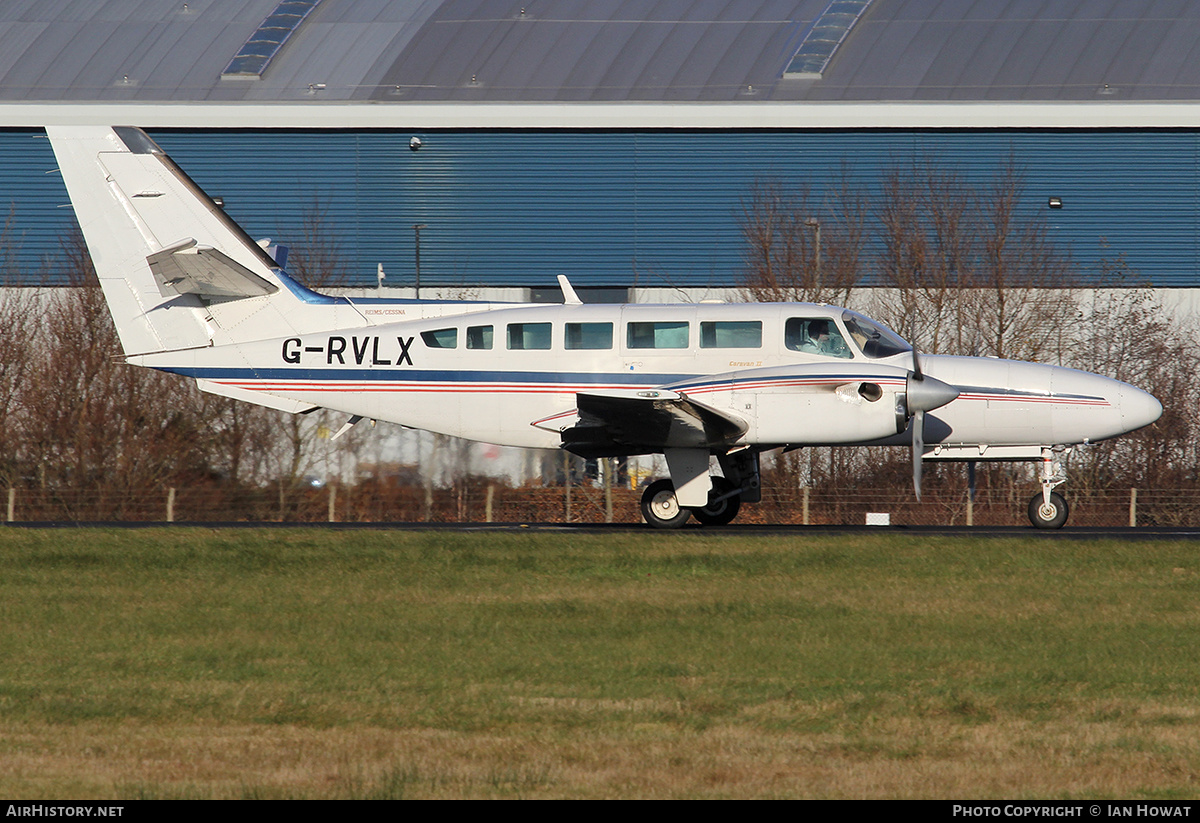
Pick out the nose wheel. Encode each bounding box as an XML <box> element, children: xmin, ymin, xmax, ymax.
<box><xmin>1028</xmin><ymin>448</ymin><xmax>1069</xmax><ymax>529</ymax></box>
<box><xmin>1028</xmin><ymin>491</ymin><xmax>1069</xmax><ymax>529</ymax></box>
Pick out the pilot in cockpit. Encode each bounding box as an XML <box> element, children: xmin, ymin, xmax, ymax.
<box><xmin>787</xmin><ymin>318</ymin><xmax>853</xmax><ymax>358</ymax></box>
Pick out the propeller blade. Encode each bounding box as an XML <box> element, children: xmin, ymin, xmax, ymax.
<box><xmin>905</xmin><ymin>346</ymin><xmax>948</xmax><ymax>502</ymax></box>
<box><xmin>912</xmin><ymin>409</ymin><xmax>924</xmax><ymax>501</ymax></box>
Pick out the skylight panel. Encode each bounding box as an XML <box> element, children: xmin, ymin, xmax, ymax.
<box><xmin>222</xmin><ymin>0</ymin><xmax>322</xmax><ymax>78</ymax></box>
<box><xmin>784</xmin><ymin>0</ymin><xmax>873</xmax><ymax>79</ymax></box>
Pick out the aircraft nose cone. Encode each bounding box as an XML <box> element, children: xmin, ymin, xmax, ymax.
<box><xmin>1118</xmin><ymin>384</ymin><xmax>1163</xmax><ymax>433</ymax></box>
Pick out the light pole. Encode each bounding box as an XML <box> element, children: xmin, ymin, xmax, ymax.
<box><xmin>806</xmin><ymin>217</ymin><xmax>821</xmax><ymax>291</ymax></box>
<box><xmin>413</xmin><ymin>223</ymin><xmax>427</xmax><ymax>298</ymax></box>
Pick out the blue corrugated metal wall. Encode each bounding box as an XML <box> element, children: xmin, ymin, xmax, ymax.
<box><xmin>3</xmin><ymin>128</ymin><xmax>1198</xmax><ymax>287</ymax></box>
<box><xmin>0</xmin><ymin>131</ymin><xmax>77</xmax><ymax>280</ymax></box>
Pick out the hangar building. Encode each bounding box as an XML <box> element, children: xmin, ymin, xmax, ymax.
<box><xmin>4</xmin><ymin>0</ymin><xmax>1200</xmax><ymax>295</ymax></box>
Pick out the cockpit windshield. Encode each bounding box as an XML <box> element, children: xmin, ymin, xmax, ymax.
<box><xmin>841</xmin><ymin>311</ymin><xmax>912</xmax><ymax>359</ymax></box>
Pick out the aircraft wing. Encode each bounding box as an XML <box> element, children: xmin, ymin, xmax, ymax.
<box><xmin>544</xmin><ymin>360</ymin><xmax>952</xmax><ymax>459</ymax></box>
<box><xmin>559</xmin><ymin>389</ymin><xmax>747</xmax><ymax>458</ymax></box>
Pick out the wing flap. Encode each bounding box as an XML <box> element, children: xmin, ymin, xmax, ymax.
<box><xmin>561</xmin><ymin>389</ymin><xmax>746</xmax><ymax>458</ymax></box>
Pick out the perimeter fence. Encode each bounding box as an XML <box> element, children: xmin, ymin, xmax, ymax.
<box><xmin>3</xmin><ymin>484</ymin><xmax>1196</xmax><ymax>528</ymax></box>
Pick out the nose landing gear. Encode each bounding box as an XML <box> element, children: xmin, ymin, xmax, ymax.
<box><xmin>1028</xmin><ymin>448</ymin><xmax>1069</xmax><ymax>529</ymax></box>
<box><xmin>1029</xmin><ymin>490</ymin><xmax>1069</xmax><ymax>529</ymax></box>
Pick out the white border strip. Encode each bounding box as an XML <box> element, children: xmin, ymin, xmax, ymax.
<box><xmin>6</xmin><ymin>101</ymin><xmax>1200</xmax><ymax>130</ymax></box>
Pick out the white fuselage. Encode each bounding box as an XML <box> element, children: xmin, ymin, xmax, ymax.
<box><xmin>135</xmin><ymin>299</ymin><xmax>1162</xmax><ymax>455</ymax></box>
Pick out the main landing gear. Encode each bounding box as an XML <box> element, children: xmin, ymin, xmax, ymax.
<box><xmin>1028</xmin><ymin>447</ymin><xmax>1070</xmax><ymax>529</ymax></box>
<box><xmin>640</xmin><ymin>477</ymin><xmax>742</xmax><ymax>529</ymax></box>
<box><xmin>640</xmin><ymin>479</ymin><xmax>692</xmax><ymax>529</ymax></box>
<box><xmin>640</xmin><ymin>451</ymin><xmax>758</xmax><ymax>529</ymax></box>
<box><xmin>692</xmin><ymin>477</ymin><xmax>741</xmax><ymax>526</ymax></box>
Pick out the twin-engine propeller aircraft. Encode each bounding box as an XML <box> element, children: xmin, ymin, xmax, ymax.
<box><xmin>47</xmin><ymin>126</ymin><xmax>1163</xmax><ymax>529</ymax></box>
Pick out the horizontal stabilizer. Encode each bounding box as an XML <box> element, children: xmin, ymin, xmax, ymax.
<box><xmin>148</xmin><ymin>238</ymin><xmax>279</xmax><ymax>299</ymax></box>
<box><xmin>562</xmin><ymin>389</ymin><xmax>746</xmax><ymax>458</ymax></box>
<box><xmin>197</xmin><ymin>379</ymin><xmax>319</xmax><ymax>414</ymax></box>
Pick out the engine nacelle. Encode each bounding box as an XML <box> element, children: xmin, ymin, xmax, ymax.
<box><xmin>752</xmin><ymin>379</ymin><xmax>905</xmax><ymax>444</ymax></box>
<box><xmin>669</xmin><ymin>362</ymin><xmax>959</xmax><ymax>447</ymax></box>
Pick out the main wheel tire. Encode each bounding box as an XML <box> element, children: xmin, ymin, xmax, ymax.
<box><xmin>691</xmin><ymin>477</ymin><xmax>741</xmax><ymax>526</ymax></box>
<box><xmin>640</xmin><ymin>479</ymin><xmax>691</xmax><ymax>529</ymax></box>
<box><xmin>1028</xmin><ymin>491</ymin><xmax>1069</xmax><ymax>529</ymax></box>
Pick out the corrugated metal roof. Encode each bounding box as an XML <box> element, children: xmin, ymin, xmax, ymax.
<box><xmin>796</xmin><ymin>0</ymin><xmax>1200</xmax><ymax>101</ymax></box>
<box><xmin>0</xmin><ymin>0</ymin><xmax>446</xmax><ymax>102</ymax></box>
<box><xmin>8</xmin><ymin>0</ymin><xmax>1200</xmax><ymax>105</ymax></box>
<box><xmin>374</xmin><ymin>0</ymin><xmax>816</xmax><ymax>101</ymax></box>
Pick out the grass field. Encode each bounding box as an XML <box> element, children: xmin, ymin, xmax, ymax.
<box><xmin>1</xmin><ymin>527</ymin><xmax>1198</xmax><ymax>799</ymax></box>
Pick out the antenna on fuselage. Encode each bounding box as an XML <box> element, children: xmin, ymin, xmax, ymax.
<box><xmin>557</xmin><ymin>274</ymin><xmax>583</xmax><ymax>305</ymax></box>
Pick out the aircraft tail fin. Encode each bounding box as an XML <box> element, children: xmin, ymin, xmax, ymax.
<box><xmin>46</xmin><ymin>126</ymin><xmax>306</xmax><ymax>357</ymax></box>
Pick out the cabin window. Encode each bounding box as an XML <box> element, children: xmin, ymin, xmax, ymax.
<box><xmin>784</xmin><ymin>317</ymin><xmax>853</xmax><ymax>359</ymax></box>
<box><xmin>626</xmin><ymin>321</ymin><xmax>689</xmax><ymax>349</ymax></box>
<box><xmin>420</xmin><ymin>328</ymin><xmax>457</xmax><ymax>349</ymax></box>
<box><xmin>507</xmin><ymin>322</ymin><xmax>552</xmax><ymax>350</ymax></box>
<box><xmin>700</xmin><ymin>320</ymin><xmax>762</xmax><ymax>349</ymax></box>
<box><xmin>466</xmin><ymin>325</ymin><xmax>493</xmax><ymax>350</ymax></box>
<box><xmin>565</xmin><ymin>322</ymin><xmax>613</xmax><ymax>350</ymax></box>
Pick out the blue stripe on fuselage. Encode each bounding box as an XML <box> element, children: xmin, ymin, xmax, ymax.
<box><xmin>159</xmin><ymin>366</ymin><xmax>695</xmax><ymax>384</ymax></box>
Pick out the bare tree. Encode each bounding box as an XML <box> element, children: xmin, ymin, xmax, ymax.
<box><xmin>737</xmin><ymin>175</ymin><xmax>863</xmax><ymax>307</ymax></box>
<box><xmin>0</xmin><ymin>205</ymin><xmax>37</xmax><ymax>486</ymax></box>
<box><xmin>874</xmin><ymin>160</ymin><xmax>977</xmax><ymax>351</ymax></box>
<box><xmin>965</xmin><ymin>160</ymin><xmax>1076</xmax><ymax>361</ymax></box>
<box><xmin>285</xmin><ymin>198</ymin><xmax>350</xmax><ymax>289</ymax></box>
<box><xmin>1065</xmin><ymin>285</ymin><xmax>1200</xmax><ymax>491</ymax></box>
<box><xmin>13</xmin><ymin>233</ymin><xmax>221</xmax><ymax>514</ymax></box>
